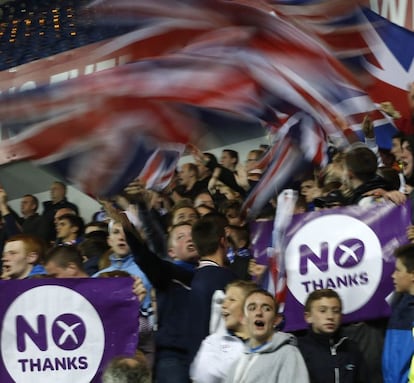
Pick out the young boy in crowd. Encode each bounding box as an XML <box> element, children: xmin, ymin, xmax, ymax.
<box><xmin>190</xmin><ymin>280</ymin><xmax>257</xmax><ymax>382</ymax></box>
<box><xmin>382</xmin><ymin>244</ymin><xmax>414</xmax><ymax>383</ymax></box>
<box><xmin>298</xmin><ymin>289</ymin><xmax>368</xmax><ymax>383</ymax></box>
<box><xmin>225</xmin><ymin>289</ymin><xmax>309</xmax><ymax>383</ymax></box>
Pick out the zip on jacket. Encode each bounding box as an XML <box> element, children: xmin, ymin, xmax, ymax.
<box><xmin>330</xmin><ymin>337</ymin><xmax>347</xmax><ymax>383</ymax></box>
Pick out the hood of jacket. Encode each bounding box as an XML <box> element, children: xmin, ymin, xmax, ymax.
<box><xmin>246</xmin><ymin>331</ymin><xmax>296</xmax><ymax>355</ymax></box>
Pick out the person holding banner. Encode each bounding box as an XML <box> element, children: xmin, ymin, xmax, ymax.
<box><xmin>2</xmin><ymin>233</ymin><xmax>47</xmax><ymax>279</ymax></box>
<box><xmin>45</xmin><ymin>244</ymin><xmax>89</xmax><ymax>278</ymax></box>
<box><xmin>102</xmin><ymin>353</ymin><xmax>152</xmax><ymax>383</ymax></box>
<box><xmin>382</xmin><ymin>243</ymin><xmax>414</xmax><ymax>383</ymax></box>
<box><xmin>344</xmin><ymin>145</ymin><xmax>392</xmax><ymax>206</ymax></box>
<box><xmin>343</xmin><ymin>144</ymin><xmax>407</xmax><ymax>207</ymax></box>
<box><xmin>93</xmin><ymin>220</ymin><xmax>155</xmax><ymax>369</ymax></box>
<box><xmin>298</xmin><ymin>289</ymin><xmax>368</xmax><ymax>383</ymax></box>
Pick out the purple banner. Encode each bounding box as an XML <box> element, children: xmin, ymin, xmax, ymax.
<box><xmin>249</xmin><ymin>219</ymin><xmax>274</xmax><ymax>265</ymax></box>
<box><xmin>283</xmin><ymin>202</ymin><xmax>411</xmax><ymax>331</ymax></box>
<box><xmin>0</xmin><ymin>278</ymin><xmax>139</xmax><ymax>383</ymax></box>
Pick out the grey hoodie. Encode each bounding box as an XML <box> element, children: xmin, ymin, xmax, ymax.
<box><xmin>224</xmin><ymin>332</ymin><xmax>310</xmax><ymax>383</ymax></box>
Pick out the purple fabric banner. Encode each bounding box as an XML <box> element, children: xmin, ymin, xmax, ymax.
<box><xmin>249</xmin><ymin>219</ymin><xmax>276</xmax><ymax>292</ymax></box>
<box><xmin>0</xmin><ymin>278</ymin><xmax>139</xmax><ymax>383</ymax></box>
<box><xmin>249</xmin><ymin>219</ymin><xmax>274</xmax><ymax>266</ymax></box>
<box><xmin>283</xmin><ymin>202</ymin><xmax>411</xmax><ymax>331</ymax></box>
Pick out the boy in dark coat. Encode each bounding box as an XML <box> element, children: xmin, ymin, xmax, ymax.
<box><xmin>298</xmin><ymin>289</ymin><xmax>368</xmax><ymax>383</ymax></box>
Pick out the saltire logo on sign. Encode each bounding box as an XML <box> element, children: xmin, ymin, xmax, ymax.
<box><xmin>0</xmin><ymin>278</ymin><xmax>139</xmax><ymax>383</ymax></box>
<box><xmin>281</xmin><ymin>201</ymin><xmax>410</xmax><ymax>331</ymax></box>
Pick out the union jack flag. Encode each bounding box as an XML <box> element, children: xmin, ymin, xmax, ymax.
<box><xmin>268</xmin><ymin>1</ymin><xmax>413</xmax><ymax>135</ymax></box>
<box><xmin>0</xmin><ymin>0</ymin><xmax>408</xmax><ymax>204</ymax></box>
<box><xmin>242</xmin><ymin>112</ymin><xmax>328</xmax><ymax>217</ymax></box>
<box><xmin>138</xmin><ymin>146</ymin><xmax>185</xmax><ymax>191</ymax></box>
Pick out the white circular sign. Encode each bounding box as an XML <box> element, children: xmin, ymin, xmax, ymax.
<box><xmin>285</xmin><ymin>214</ymin><xmax>382</xmax><ymax>314</ymax></box>
<box><xmin>1</xmin><ymin>285</ymin><xmax>105</xmax><ymax>383</ymax></box>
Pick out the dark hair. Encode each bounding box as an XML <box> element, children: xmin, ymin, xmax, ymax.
<box><xmin>181</xmin><ymin>162</ymin><xmax>199</xmax><ymax>179</ymax></box>
<box><xmin>402</xmin><ymin>136</ymin><xmax>414</xmax><ymax>155</ymax></box>
<box><xmin>58</xmin><ymin>213</ymin><xmax>85</xmax><ymax>237</ymax></box>
<box><xmin>219</xmin><ymin>199</ymin><xmax>243</xmax><ymax>215</ymax></box>
<box><xmin>377</xmin><ymin>166</ymin><xmax>401</xmax><ymax>190</ymax></box>
<box><xmin>227</xmin><ymin>225</ymin><xmax>250</xmax><ymax>248</ymax></box>
<box><xmin>304</xmin><ymin>289</ymin><xmax>342</xmax><ymax>313</ymax></box>
<box><xmin>295</xmin><ymin>194</ymin><xmax>308</xmax><ymax>212</ymax></box>
<box><xmin>345</xmin><ymin>146</ymin><xmax>378</xmax><ymax>182</ymax></box>
<box><xmin>98</xmin><ymin>270</ymin><xmax>131</xmax><ymax>278</ymax></box>
<box><xmin>203</xmin><ymin>152</ymin><xmax>218</xmax><ymax>167</ymax></box>
<box><xmin>45</xmin><ymin>245</ymin><xmax>84</xmax><ymax>270</ymax></box>
<box><xmin>313</xmin><ymin>189</ymin><xmax>346</xmax><ymax>208</ymax></box>
<box><xmin>191</xmin><ymin>213</ymin><xmax>228</xmax><ymax>257</ymax></box>
<box><xmin>259</xmin><ymin>144</ymin><xmax>270</xmax><ymax>151</ymax></box>
<box><xmin>23</xmin><ymin>194</ymin><xmax>39</xmax><ymax>211</ymax></box>
<box><xmin>222</xmin><ymin>149</ymin><xmax>239</xmax><ymax>165</ymax></box>
<box><xmin>85</xmin><ymin>221</ymin><xmax>108</xmax><ymax>234</ymax></box>
<box><xmin>392</xmin><ymin>131</ymin><xmax>405</xmax><ymax>140</ymax></box>
<box><xmin>196</xmin><ymin>204</ymin><xmax>217</xmax><ymax>216</ymax></box>
<box><xmin>53</xmin><ymin>181</ymin><xmax>67</xmax><ymax>192</ymax></box>
<box><xmin>394</xmin><ymin>243</ymin><xmax>414</xmax><ymax>273</ymax></box>
<box><xmin>194</xmin><ymin>190</ymin><xmax>214</xmax><ymax>205</ymax></box>
<box><xmin>78</xmin><ymin>237</ymin><xmax>110</xmax><ymax>260</ymax></box>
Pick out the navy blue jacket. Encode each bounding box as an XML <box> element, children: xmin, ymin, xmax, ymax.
<box><xmin>188</xmin><ymin>264</ymin><xmax>236</xmax><ymax>362</ymax></box>
<box><xmin>125</xmin><ymin>228</ymin><xmax>194</xmax><ymax>358</ymax></box>
<box><xmin>298</xmin><ymin>329</ymin><xmax>368</xmax><ymax>383</ymax></box>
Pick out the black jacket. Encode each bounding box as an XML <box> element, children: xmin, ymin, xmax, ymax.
<box><xmin>347</xmin><ymin>175</ymin><xmax>391</xmax><ymax>205</ymax></box>
<box><xmin>125</xmin><ymin>222</ymin><xmax>195</xmax><ymax>361</ymax></box>
<box><xmin>41</xmin><ymin>198</ymin><xmax>79</xmax><ymax>242</ymax></box>
<box><xmin>298</xmin><ymin>330</ymin><xmax>369</xmax><ymax>383</ymax></box>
